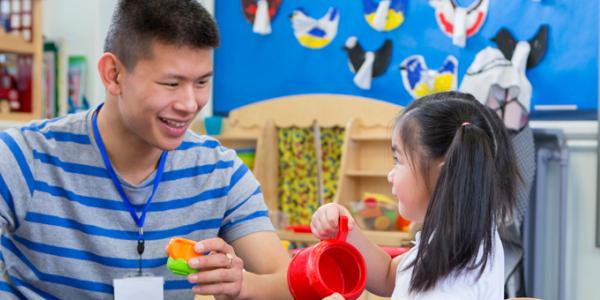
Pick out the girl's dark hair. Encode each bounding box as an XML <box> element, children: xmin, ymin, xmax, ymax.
<box><xmin>397</xmin><ymin>91</ymin><xmax>519</xmax><ymax>293</ymax></box>
<box><xmin>104</xmin><ymin>0</ymin><xmax>220</xmax><ymax>71</ymax></box>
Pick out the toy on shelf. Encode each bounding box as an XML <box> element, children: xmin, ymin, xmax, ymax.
<box><xmin>285</xmin><ymin>224</ymin><xmax>311</xmax><ymax>233</ymax></box>
<box><xmin>0</xmin><ymin>63</ymin><xmax>19</xmax><ymax>111</ymax></box>
<box><xmin>236</xmin><ymin>148</ymin><xmax>256</xmax><ymax>170</ymax></box>
<box><xmin>166</xmin><ymin>237</ymin><xmax>203</xmax><ymax>276</ymax></box>
<box><xmin>204</xmin><ymin>115</ymin><xmax>223</xmax><ymax>135</ymax></box>
<box><xmin>67</xmin><ymin>56</ymin><xmax>89</xmax><ymax>114</ymax></box>
<box><xmin>381</xmin><ymin>246</ymin><xmax>410</xmax><ymax>258</ymax></box>
<box><xmin>0</xmin><ymin>53</ymin><xmax>32</xmax><ymax>113</ymax></box>
<box><xmin>353</xmin><ymin>192</ymin><xmax>410</xmax><ymax>231</ymax></box>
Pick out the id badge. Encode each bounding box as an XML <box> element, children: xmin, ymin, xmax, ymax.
<box><xmin>113</xmin><ymin>276</ymin><xmax>164</xmax><ymax>300</ymax></box>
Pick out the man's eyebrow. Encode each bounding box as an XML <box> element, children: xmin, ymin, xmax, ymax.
<box><xmin>162</xmin><ymin>72</ymin><xmax>213</xmax><ymax>81</ymax></box>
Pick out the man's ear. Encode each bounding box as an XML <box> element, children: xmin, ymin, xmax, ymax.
<box><xmin>98</xmin><ymin>53</ymin><xmax>123</xmax><ymax>96</ymax></box>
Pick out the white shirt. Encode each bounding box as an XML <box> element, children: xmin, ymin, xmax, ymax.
<box><xmin>391</xmin><ymin>230</ymin><xmax>504</xmax><ymax>300</ymax></box>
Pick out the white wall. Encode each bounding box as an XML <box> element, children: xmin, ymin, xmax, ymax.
<box><xmin>41</xmin><ymin>0</ymin><xmax>215</xmax><ymax>117</ymax></box>
<box><xmin>42</xmin><ymin>0</ymin><xmax>118</xmax><ymax>114</ymax></box>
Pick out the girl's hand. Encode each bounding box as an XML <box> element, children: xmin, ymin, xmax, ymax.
<box><xmin>322</xmin><ymin>293</ymin><xmax>345</xmax><ymax>300</ymax></box>
<box><xmin>310</xmin><ymin>203</ymin><xmax>356</xmax><ymax>240</ymax></box>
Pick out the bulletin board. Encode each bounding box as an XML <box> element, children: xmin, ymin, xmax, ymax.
<box><xmin>214</xmin><ymin>0</ymin><xmax>598</xmax><ymax>120</ymax></box>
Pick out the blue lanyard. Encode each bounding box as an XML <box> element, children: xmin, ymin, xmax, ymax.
<box><xmin>91</xmin><ymin>104</ymin><xmax>167</xmax><ymax>244</ymax></box>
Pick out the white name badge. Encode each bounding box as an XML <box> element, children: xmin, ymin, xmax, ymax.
<box><xmin>113</xmin><ymin>276</ymin><xmax>164</xmax><ymax>300</ymax></box>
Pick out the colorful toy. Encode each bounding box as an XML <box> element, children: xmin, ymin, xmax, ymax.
<box><xmin>166</xmin><ymin>237</ymin><xmax>203</xmax><ymax>276</ymax></box>
<box><xmin>288</xmin><ymin>216</ymin><xmax>366</xmax><ymax>300</ymax></box>
<box><xmin>353</xmin><ymin>192</ymin><xmax>411</xmax><ymax>231</ymax></box>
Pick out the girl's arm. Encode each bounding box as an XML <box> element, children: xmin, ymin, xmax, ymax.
<box><xmin>310</xmin><ymin>203</ymin><xmax>400</xmax><ymax>296</ymax></box>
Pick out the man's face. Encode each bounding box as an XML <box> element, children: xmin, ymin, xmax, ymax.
<box><xmin>116</xmin><ymin>41</ymin><xmax>213</xmax><ymax>151</ymax></box>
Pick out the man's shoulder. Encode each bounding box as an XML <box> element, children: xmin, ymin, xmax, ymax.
<box><xmin>177</xmin><ymin>131</ymin><xmax>234</xmax><ymax>156</ymax></box>
<box><xmin>6</xmin><ymin>111</ymin><xmax>89</xmax><ymax>139</ymax></box>
<box><xmin>2</xmin><ymin>111</ymin><xmax>88</xmax><ymax>147</ymax></box>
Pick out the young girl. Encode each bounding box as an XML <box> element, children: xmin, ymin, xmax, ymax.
<box><xmin>312</xmin><ymin>92</ymin><xmax>519</xmax><ymax>299</ymax></box>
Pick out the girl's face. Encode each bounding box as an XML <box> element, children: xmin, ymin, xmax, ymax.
<box><xmin>388</xmin><ymin>134</ymin><xmax>442</xmax><ymax>223</ymax></box>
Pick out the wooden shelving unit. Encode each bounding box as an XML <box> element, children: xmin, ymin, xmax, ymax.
<box><xmin>196</xmin><ymin>95</ymin><xmax>408</xmax><ymax>247</ymax></box>
<box><xmin>0</xmin><ymin>0</ymin><xmax>43</xmax><ymax>122</ymax></box>
<box><xmin>195</xmin><ymin>95</ymin><xmax>405</xmax><ymax>300</ymax></box>
<box><xmin>346</xmin><ymin>170</ymin><xmax>389</xmax><ymax>177</ymax></box>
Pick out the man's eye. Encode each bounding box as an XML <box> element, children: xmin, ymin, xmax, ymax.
<box><xmin>160</xmin><ymin>82</ymin><xmax>178</xmax><ymax>87</ymax></box>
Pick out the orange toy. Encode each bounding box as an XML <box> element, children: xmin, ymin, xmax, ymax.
<box><xmin>166</xmin><ymin>238</ymin><xmax>203</xmax><ymax>276</ymax></box>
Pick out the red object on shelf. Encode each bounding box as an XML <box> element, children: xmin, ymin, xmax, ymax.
<box><xmin>287</xmin><ymin>216</ymin><xmax>367</xmax><ymax>300</ymax></box>
<box><xmin>285</xmin><ymin>224</ymin><xmax>312</xmax><ymax>233</ymax></box>
<box><xmin>396</xmin><ymin>214</ymin><xmax>411</xmax><ymax>231</ymax></box>
<box><xmin>381</xmin><ymin>246</ymin><xmax>410</xmax><ymax>258</ymax></box>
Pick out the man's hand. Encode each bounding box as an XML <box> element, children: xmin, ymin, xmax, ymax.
<box><xmin>186</xmin><ymin>238</ymin><xmax>244</xmax><ymax>298</ymax></box>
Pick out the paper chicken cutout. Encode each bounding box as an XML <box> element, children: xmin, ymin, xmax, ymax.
<box><xmin>343</xmin><ymin>37</ymin><xmax>393</xmax><ymax>90</ymax></box>
<box><xmin>362</xmin><ymin>0</ymin><xmax>407</xmax><ymax>32</ymax></box>
<box><xmin>492</xmin><ymin>25</ymin><xmax>549</xmax><ymax>70</ymax></box>
<box><xmin>429</xmin><ymin>0</ymin><xmax>489</xmax><ymax>47</ymax></box>
<box><xmin>291</xmin><ymin>7</ymin><xmax>340</xmax><ymax>49</ymax></box>
<box><xmin>241</xmin><ymin>0</ymin><xmax>283</xmax><ymax>35</ymax></box>
<box><xmin>400</xmin><ymin>55</ymin><xmax>458</xmax><ymax>99</ymax></box>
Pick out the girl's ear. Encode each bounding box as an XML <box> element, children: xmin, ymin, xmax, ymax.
<box><xmin>98</xmin><ymin>53</ymin><xmax>123</xmax><ymax>96</ymax></box>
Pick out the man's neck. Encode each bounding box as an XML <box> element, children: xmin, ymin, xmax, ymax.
<box><xmin>96</xmin><ymin>102</ymin><xmax>164</xmax><ymax>185</ymax></box>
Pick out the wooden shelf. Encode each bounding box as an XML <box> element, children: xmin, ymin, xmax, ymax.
<box><xmin>362</xmin><ymin>230</ymin><xmax>410</xmax><ymax>247</ymax></box>
<box><xmin>213</xmin><ymin>135</ymin><xmax>258</xmax><ymax>142</ymax></box>
<box><xmin>277</xmin><ymin>230</ymin><xmax>318</xmax><ymax>243</ymax></box>
<box><xmin>277</xmin><ymin>229</ymin><xmax>409</xmax><ymax>247</ymax></box>
<box><xmin>0</xmin><ymin>33</ymin><xmax>35</xmax><ymax>54</ymax></box>
<box><xmin>0</xmin><ymin>120</ymin><xmax>26</xmax><ymax>130</ymax></box>
<box><xmin>346</xmin><ymin>170</ymin><xmax>389</xmax><ymax>177</ymax></box>
<box><xmin>351</xmin><ymin>135</ymin><xmax>390</xmax><ymax>141</ymax></box>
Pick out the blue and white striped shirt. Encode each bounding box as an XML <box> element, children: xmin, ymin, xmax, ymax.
<box><xmin>0</xmin><ymin>109</ymin><xmax>273</xmax><ymax>299</ymax></box>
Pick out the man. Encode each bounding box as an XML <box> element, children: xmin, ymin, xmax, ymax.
<box><xmin>0</xmin><ymin>1</ymin><xmax>291</xmax><ymax>299</ymax></box>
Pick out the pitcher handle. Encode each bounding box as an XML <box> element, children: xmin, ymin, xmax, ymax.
<box><xmin>336</xmin><ymin>216</ymin><xmax>349</xmax><ymax>242</ymax></box>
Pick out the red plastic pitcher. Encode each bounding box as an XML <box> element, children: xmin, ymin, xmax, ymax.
<box><xmin>287</xmin><ymin>216</ymin><xmax>367</xmax><ymax>300</ymax></box>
